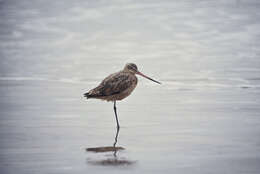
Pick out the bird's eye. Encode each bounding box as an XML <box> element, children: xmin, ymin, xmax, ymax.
<box><xmin>130</xmin><ymin>64</ymin><xmax>137</xmax><ymax>70</ymax></box>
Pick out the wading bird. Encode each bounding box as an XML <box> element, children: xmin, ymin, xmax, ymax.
<box><xmin>84</xmin><ymin>63</ymin><xmax>161</xmax><ymax>130</ymax></box>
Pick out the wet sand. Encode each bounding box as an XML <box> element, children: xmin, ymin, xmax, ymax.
<box><xmin>0</xmin><ymin>79</ymin><xmax>260</xmax><ymax>174</ymax></box>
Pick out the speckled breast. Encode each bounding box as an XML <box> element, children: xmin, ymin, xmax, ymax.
<box><xmin>103</xmin><ymin>75</ymin><xmax>138</xmax><ymax>101</ymax></box>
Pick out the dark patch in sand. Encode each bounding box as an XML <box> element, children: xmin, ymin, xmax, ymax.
<box><xmin>241</xmin><ymin>86</ymin><xmax>251</xmax><ymax>89</ymax></box>
<box><xmin>86</xmin><ymin>146</ymin><xmax>125</xmax><ymax>153</ymax></box>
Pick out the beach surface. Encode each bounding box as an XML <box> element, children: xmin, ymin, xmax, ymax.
<box><xmin>0</xmin><ymin>78</ymin><xmax>260</xmax><ymax>174</ymax></box>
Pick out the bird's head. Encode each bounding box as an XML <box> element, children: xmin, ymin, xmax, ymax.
<box><xmin>123</xmin><ymin>63</ymin><xmax>161</xmax><ymax>84</ymax></box>
<box><xmin>124</xmin><ymin>63</ymin><xmax>138</xmax><ymax>74</ymax></box>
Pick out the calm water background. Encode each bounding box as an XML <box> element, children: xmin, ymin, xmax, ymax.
<box><xmin>0</xmin><ymin>0</ymin><xmax>260</xmax><ymax>173</ymax></box>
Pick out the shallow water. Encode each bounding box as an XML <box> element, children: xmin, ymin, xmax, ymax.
<box><xmin>0</xmin><ymin>80</ymin><xmax>260</xmax><ymax>173</ymax></box>
<box><xmin>1</xmin><ymin>0</ymin><xmax>260</xmax><ymax>173</ymax></box>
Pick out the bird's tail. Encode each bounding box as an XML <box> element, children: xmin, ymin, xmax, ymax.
<box><xmin>84</xmin><ymin>89</ymin><xmax>101</xmax><ymax>99</ymax></box>
<box><xmin>84</xmin><ymin>92</ymin><xmax>91</xmax><ymax>99</ymax></box>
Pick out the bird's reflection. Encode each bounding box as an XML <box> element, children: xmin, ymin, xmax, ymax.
<box><xmin>86</xmin><ymin>127</ymin><xmax>123</xmax><ymax>153</ymax></box>
<box><xmin>86</xmin><ymin>127</ymin><xmax>135</xmax><ymax>166</ymax></box>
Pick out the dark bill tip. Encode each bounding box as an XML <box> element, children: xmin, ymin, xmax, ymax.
<box><xmin>136</xmin><ymin>71</ymin><xmax>161</xmax><ymax>84</ymax></box>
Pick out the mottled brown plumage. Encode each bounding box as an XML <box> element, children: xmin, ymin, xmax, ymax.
<box><xmin>86</xmin><ymin>71</ymin><xmax>137</xmax><ymax>101</ymax></box>
<box><xmin>84</xmin><ymin>63</ymin><xmax>160</xmax><ymax>129</ymax></box>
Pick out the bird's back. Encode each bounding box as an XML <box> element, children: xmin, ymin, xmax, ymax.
<box><xmin>85</xmin><ymin>71</ymin><xmax>137</xmax><ymax>101</ymax></box>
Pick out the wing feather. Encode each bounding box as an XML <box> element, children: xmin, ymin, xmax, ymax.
<box><xmin>88</xmin><ymin>71</ymin><xmax>136</xmax><ymax>98</ymax></box>
<box><xmin>98</xmin><ymin>72</ymin><xmax>134</xmax><ymax>96</ymax></box>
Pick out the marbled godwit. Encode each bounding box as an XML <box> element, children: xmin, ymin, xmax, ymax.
<box><xmin>84</xmin><ymin>63</ymin><xmax>160</xmax><ymax>129</ymax></box>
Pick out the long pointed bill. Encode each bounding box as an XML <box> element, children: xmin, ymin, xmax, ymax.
<box><xmin>136</xmin><ymin>71</ymin><xmax>161</xmax><ymax>84</ymax></box>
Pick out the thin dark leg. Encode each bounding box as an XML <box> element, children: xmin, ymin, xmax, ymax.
<box><xmin>113</xmin><ymin>127</ymin><xmax>120</xmax><ymax>157</ymax></box>
<box><xmin>113</xmin><ymin>126</ymin><xmax>120</xmax><ymax>147</ymax></box>
<box><xmin>113</xmin><ymin>101</ymin><xmax>120</xmax><ymax>130</ymax></box>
